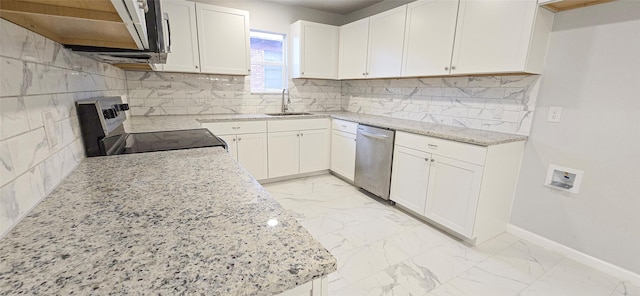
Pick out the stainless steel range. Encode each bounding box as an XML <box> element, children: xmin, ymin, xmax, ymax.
<box><xmin>76</xmin><ymin>97</ymin><xmax>226</xmax><ymax>157</ymax></box>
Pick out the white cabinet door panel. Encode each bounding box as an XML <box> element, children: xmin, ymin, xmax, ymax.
<box><xmin>390</xmin><ymin>146</ymin><xmax>431</xmax><ymax>214</ymax></box>
<box><xmin>162</xmin><ymin>1</ymin><xmax>199</xmax><ymax>72</ymax></box>
<box><xmin>330</xmin><ymin>130</ymin><xmax>356</xmax><ymax>181</ymax></box>
<box><xmin>299</xmin><ymin>129</ymin><xmax>330</xmax><ymax>174</ymax></box>
<box><xmin>367</xmin><ymin>5</ymin><xmax>407</xmax><ymax>78</ymax></box>
<box><xmin>268</xmin><ymin>131</ymin><xmax>300</xmax><ymax>178</ymax></box>
<box><xmin>425</xmin><ymin>155</ymin><xmax>483</xmax><ymax>238</ymax></box>
<box><xmin>301</xmin><ymin>22</ymin><xmax>339</xmax><ymax>79</ymax></box>
<box><xmin>450</xmin><ymin>0</ymin><xmax>537</xmax><ymax>75</ymax></box>
<box><xmin>237</xmin><ymin>133</ymin><xmax>268</xmax><ymax>180</ymax></box>
<box><xmin>196</xmin><ymin>4</ymin><xmax>250</xmax><ymax>75</ymax></box>
<box><xmin>339</xmin><ymin>18</ymin><xmax>369</xmax><ymax>79</ymax></box>
<box><xmin>402</xmin><ymin>0</ymin><xmax>459</xmax><ymax>77</ymax></box>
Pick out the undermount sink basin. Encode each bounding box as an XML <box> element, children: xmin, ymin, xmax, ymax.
<box><xmin>265</xmin><ymin>112</ymin><xmax>314</xmax><ymax>116</ymax></box>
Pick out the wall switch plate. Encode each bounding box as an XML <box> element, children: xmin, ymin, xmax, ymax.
<box><xmin>547</xmin><ymin>106</ymin><xmax>562</xmax><ymax>122</ymax></box>
<box><xmin>42</xmin><ymin>110</ymin><xmax>58</xmax><ymax>149</ymax></box>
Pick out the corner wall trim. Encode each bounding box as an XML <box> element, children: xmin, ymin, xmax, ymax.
<box><xmin>506</xmin><ymin>224</ymin><xmax>640</xmax><ymax>286</ymax></box>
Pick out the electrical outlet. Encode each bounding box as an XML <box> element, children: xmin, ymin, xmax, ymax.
<box><xmin>547</xmin><ymin>106</ymin><xmax>562</xmax><ymax>122</ymax></box>
<box><xmin>42</xmin><ymin>110</ymin><xmax>58</xmax><ymax>149</ymax></box>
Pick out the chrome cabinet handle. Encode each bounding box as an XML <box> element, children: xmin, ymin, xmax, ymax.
<box><xmin>300</xmin><ymin>133</ymin><xmax>304</xmax><ymax>136</ymax></box>
<box><xmin>431</xmin><ymin>158</ymin><xmax>436</xmax><ymax>162</ymax></box>
<box><xmin>232</xmin><ymin>138</ymin><xmax>236</xmax><ymax>142</ymax></box>
<box><xmin>238</xmin><ymin>138</ymin><xmax>242</xmax><ymax>141</ymax></box>
<box><xmin>424</xmin><ymin>158</ymin><xmax>429</xmax><ymax>162</ymax></box>
<box><xmin>231</xmin><ymin>127</ymin><xmax>240</xmax><ymax>130</ymax></box>
<box><xmin>451</xmin><ymin>66</ymin><xmax>456</xmax><ymax>70</ymax></box>
<box><xmin>444</xmin><ymin>66</ymin><xmax>449</xmax><ymax>71</ymax></box>
<box><xmin>428</xmin><ymin>144</ymin><xmax>438</xmax><ymax>149</ymax></box>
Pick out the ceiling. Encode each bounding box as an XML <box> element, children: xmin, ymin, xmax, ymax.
<box><xmin>268</xmin><ymin>0</ymin><xmax>385</xmax><ymax>15</ymax></box>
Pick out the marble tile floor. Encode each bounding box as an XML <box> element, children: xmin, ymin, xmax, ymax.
<box><xmin>262</xmin><ymin>174</ymin><xmax>639</xmax><ymax>296</ymax></box>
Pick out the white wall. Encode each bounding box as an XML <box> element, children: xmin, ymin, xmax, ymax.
<box><xmin>510</xmin><ymin>1</ymin><xmax>640</xmax><ymax>274</ymax></box>
<box><xmin>192</xmin><ymin>0</ymin><xmax>345</xmax><ymax>34</ymax></box>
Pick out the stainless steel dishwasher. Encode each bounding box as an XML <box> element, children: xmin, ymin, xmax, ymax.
<box><xmin>354</xmin><ymin>124</ymin><xmax>395</xmax><ymax>202</ymax></box>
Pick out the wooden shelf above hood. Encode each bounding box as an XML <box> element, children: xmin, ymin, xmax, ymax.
<box><xmin>0</xmin><ymin>0</ymin><xmax>138</xmax><ymax>49</ymax></box>
<box><xmin>542</xmin><ymin>0</ymin><xmax>616</xmax><ymax>12</ymax></box>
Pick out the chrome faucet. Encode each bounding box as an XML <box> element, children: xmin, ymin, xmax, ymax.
<box><xmin>282</xmin><ymin>88</ymin><xmax>291</xmax><ymax>113</ymax></box>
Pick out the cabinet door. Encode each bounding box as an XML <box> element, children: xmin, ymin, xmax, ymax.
<box><xmin>339</xmin><ymin>18</ymin><xmax>369</xmax><ymax>79</ymax></box>
<box><xmin>367</xmin><ymin>5</ymin><xmax>407</xmax><ymax>78</ymax></box>
<box><xmin>402</xmin><ymin>0</ymin><xmax>459</xmax><ymax>77</ymax></box>
<box><xmin>218</xmin><ymin>134</ymin><xmax>238</xmax><ymax>161</ymax></box>
<box><xmin>390</xmin><ymin>146</ymin><xmax>431</xmax><ymax>214</ymax></box>
<box><xmin>299</xmin><ymin>129</ymin><xmax>330</xmax><ymax>174</ymax></box>
<box><xmin>196</xmin><ymin>4</ymin><xmax>250</xmax><ymax>75</ymax></box>
<box><xmin>330</xmin><ymin>130</ymin><xmax>356</xmax><ymax>181</ymax></box>
<box><xmin>424</xmin><ymin>155</ymin><xmax>483</xmax><ymax>238</ymax></box>
<box><xmin>450</xmin><ymin>0</ymin><xmax>537</xmax><ymax>75</ymax></box>
<box><xmin>237</xmin><ymin>133</ymin><xmax>268</xmax><ymax>180</ymax></box>
<box><xmin>300</xmin><ymin>22</ymin><xmax>339</xmax><ymax>79</ymax></box>
<box><xmin>162</xmin><ymin>0</ymin><xmax>200</xmax><ymax>72</ymax></box>
<box><xmin>268</xmin><ymin>131</ymin><xmax>300</xmax><ymax>178</ymax></box>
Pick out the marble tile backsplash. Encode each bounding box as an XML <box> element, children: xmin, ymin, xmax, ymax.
<box><xmin>125</xmin><ymin>72</ymin><xmax>540</xmax><ymax>135</ymax></box>
<box><xmin>0</xmin><ymin>19</ymin><xmax>127</xmax><ymax>236</ymax></box>
<box><xmin>125</xmin><ymin>71</ymin><xmax>342</xmax><ymax>116</ymax></box>
<box><xmin>342</xmin><ymin>75</ymin><xmax>541</xmax><ymax>135</ymax></box>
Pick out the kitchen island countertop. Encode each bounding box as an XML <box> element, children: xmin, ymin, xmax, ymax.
<box><xmin>0</xmin><ymin>148</ymin><xmax>336</xmax><ymax>295</ymax></box>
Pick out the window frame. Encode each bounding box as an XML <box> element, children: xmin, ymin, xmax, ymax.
<box><xmin>249</xmin><ymin>30</ymin><xmax>287</xmax><ymax>94</ymax></box>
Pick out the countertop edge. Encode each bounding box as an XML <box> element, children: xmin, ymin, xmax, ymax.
<box><xmin>189</xmin><ymin>113</ymin><xmax>527</xmax><ymax>146</ymax></box>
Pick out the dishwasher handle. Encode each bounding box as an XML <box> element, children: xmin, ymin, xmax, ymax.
<box><xmin>359</xmin><ymin>130</ymin><xmax>390</xmax><ymax>140</ymax></box>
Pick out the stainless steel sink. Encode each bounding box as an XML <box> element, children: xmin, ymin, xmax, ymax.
<box><xmin>265</xmin><ymin>112</ymin><xmax>314</xmax><ymax>116</ymax></box>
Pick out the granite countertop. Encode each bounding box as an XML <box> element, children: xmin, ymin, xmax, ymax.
<box><xmin>128</xmin><ymin>112</ymin><xmax>526</xmax><ymax>146</ymax></box>
<box><xmin>0</xmin><ymin>148</ymin><xmax>336</xmax><ymax>295</ymax></box>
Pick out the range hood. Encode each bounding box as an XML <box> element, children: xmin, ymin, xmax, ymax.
<box><xmin>0</xmin><ymin>0</ymin><xmax>169</xmax><ymax>66</ymax></box>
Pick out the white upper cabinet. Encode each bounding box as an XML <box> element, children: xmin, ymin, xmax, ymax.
<box><xmin>366</xmin><ymin>5</ymin><xmax>407</xmax><ymax>78</ymax></box>
<box><xmin>399</xmin><ymin>0</ymin><xmax>553</xmax><ymax>77</ymax></box>
<box><xmin>155</xmin><ymin>2</ymin><xmax>250</xmax><ymax>75</ymax></box>
<box><xmin>450</xmin><ymin>0</ymin><xmax>554</xmax><ymax>75</ymax></box>
<box><xmin>338</xmin><ymin>18</ymin><xmax>370</xmax><ymax>79</ymax></box>
<box><xmin>290</xmin><ymin>21</ymin><xmax>339</xmax><ymax>79</ymax></box>
<box><xmin>402</xmin><ymin>0</ymin><xmax>460</xmax><ymax>77</ymax></box>
<box><xmin>161</xmin><ymin>0</ymin><xmax>200</xmax><ymax>72</ymax></box>
<box><xmin>196</xmin><ymin>4</ymin><xmax>250</xmax><ymax>75</ymax></box>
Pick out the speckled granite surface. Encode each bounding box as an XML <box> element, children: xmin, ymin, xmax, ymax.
<box><xmin>324</xmin><ymin>112</ymin><xmax>527</xmax><ymax>146</ymax></box>
<box><xmin>129</xmin><ymin>112</ymin><xmax>526</xmax><ymax>146</ymax></box>
<box><xmin>0</xmin><ymin>148</ymin><xmax>336</xmax><ymax>295</ymax></box>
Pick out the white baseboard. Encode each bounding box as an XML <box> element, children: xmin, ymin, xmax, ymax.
<box><xmin>507</xmin><ymin>224</ymin><xmax>640</xmax><ymax>286</ymax></box>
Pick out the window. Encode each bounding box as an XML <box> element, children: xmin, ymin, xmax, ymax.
<box><xmin>250</xmin><ymin>31</ymin><xmax>286</xmax><ymax>93</ymax></box>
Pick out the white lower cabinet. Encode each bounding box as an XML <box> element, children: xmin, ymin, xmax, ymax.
<box><xmin>389</xmin><ymin>145</ymin><xmax>431</xmax><ymax>214</ymax></box>
<box><xmin>330</xmin><ymin>130</ymin><xmax>356</xmax><ymax>181</ymax></box>
<box><xmin>424</xmin><ymin>155</ymin><xmax>483</xmax><ymax>238</ymax></box>
<box><xmin>330</xmin><ymin>119</ymin><xmax>358</xmax><ymax>181</ymax></box>
<box><xmin>267</xmin><ymin>118</ymin><xmax>331</xmax><ymax>179</ymax></box>
<box><xmin>268</xmin><ymin>131</ymin><xmax>301</xmax><ymax>178</ymax></box>
<box><xmin>202</xmin><ymin>121</ymin><xmax>268</xmax><ymax>180</ymax></box>
<box><xmin>390</xmin><ymin>131</ymin><xmax>524</xmax><ymax>244</ymax></box>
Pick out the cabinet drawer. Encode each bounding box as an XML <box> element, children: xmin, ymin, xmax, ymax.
<box><xmin>395</xmin><ymin>131</ymin><xmax>486</xmax><ymax>165</ymax></box>
<box><xmin>268</xmin><ymin>118</ymin><xmax>330</xmax><ymax>132</ymax></box>
<box><xmin>202</xmin><ymin>121</ymin><xmax>267</xmax><ymax>135</ymax></box>
<box><xmin>332</xmin><ymin>119</ymin><xmax>358</xmax><ymax>134</ymax></box>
